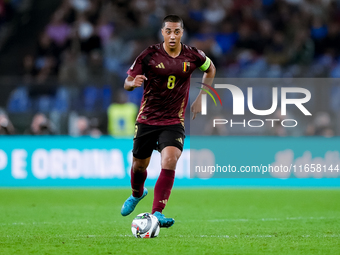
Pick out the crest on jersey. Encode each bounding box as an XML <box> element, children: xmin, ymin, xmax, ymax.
<box><xmin>182</xmin><ymin>62</ymin><xmax>190</xmax><ymax>73</ymax></box>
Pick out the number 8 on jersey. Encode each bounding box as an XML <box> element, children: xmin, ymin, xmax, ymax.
<box><xmin>167</xmin><ymin>75</ymin><xmax>176</xmax><ymax>89</ymax></box>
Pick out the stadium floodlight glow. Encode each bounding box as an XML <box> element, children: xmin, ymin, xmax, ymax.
<box><xmin>201</xmin><ymin>84</ymin><xmax>312</xmax><ymax>116</ymax></box>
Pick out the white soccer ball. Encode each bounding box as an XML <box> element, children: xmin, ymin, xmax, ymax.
<box><xmin>131</xmin><ymin>212</ymin><xmax>160</xmax><ymax>238</ymax></box>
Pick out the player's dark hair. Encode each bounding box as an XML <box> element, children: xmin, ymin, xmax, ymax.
<box><xmin>162</xmin><ymin>15</ymin><xmax>183</xmax><ymax>28</ymax></box>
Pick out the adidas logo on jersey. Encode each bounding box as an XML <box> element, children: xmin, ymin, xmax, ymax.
<box><xmin>156</xmin><ymin>62</ymin><xmax>165</xmax><ymax>69</ymax></box>
<box><xmin>176</xmin><ymin>138</ymin><xmax>183</xmax><ymax>144</ymax></box>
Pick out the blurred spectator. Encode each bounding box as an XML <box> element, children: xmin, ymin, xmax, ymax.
<box><xmin>86</xmin><ymin>49</ymin><xmax>106</xmax><ymax>83</ymax></box>
<box><xmin>103</xmin><ymin>31</ymin><xmax>135</xmax><ymax>75</ymax></box>
<box><xmin>46</xmin><ymin>11</ymin><xmax>71</xmax><ymax>49</ymax></box>
<box><xmin>190</xmin><ymin>23</ymin><xmax>217</xmax><ymax>56</ymax></box>
<box><xmin>305</xmin><ymin>111</ymin><xmax>334</xmax><ymax>137</ymax></box>
<box><xmin>70</xmin><ymin>114</ymin><xmax>102</xmax><ymax>136</ymax></box>
<box><xmin>22</xmin><ymin>54</ymin><xmax>37</xmax><ymax>83</ymax></box>
<box><xmin>203</xmin><ymin>0</ymin><xmax>226</xmax><ymax>25</ymax></box>
<box><xmin>187</xmin><ymin>0</ymin><xmax>205</xmax><ymax>34</ymax></box>
<box><xmin>0</xmin><ymin>109</ymin><xmax>15</xmax><ymax>135</ymax></box>
<box><xmin>256</xmin><ymin>19</ymin><xmax>273</xmax><ymax>54</ymax></box>
<box><xmin>36</xmin><ymin>32</ymin><xmax>59</xmax><ymax>60</ymax></box>
<box><xmin>266</xmin><ymin>108</ymin><xmax>298</xmax><ymax>136</ymax></box>
<box><xmin>0</xmin><ymin>0</ymin><xmax>25</xmax><ymax>31</ymax></box>
<box><xmin>302</xmin><ymin>0</ymin><xmax>328</xmax><ymax>18</ymax></box>
<box><xmin>70</xmin><ymin>0</ymin><xmax>90</xmax><ymax>13</ymax></box>
<box><xmin>58</xmin><ymin>49</ymin><xmax>87</xmax><ymax>84</ymax></box>
<box><xmin>25</xmin><ymin>113</ymin><xmax>56</xmax><ymax>135</ymax></box>
<box><xmin>285</xmin><ymin>13</ymin><xmax>306</xmax><ymax>41</ymax></box>
<box><xmin>5</xmin><ymin>0</ymin><xmax>340</xmax><ymax>83</ymax></box>
<box><xmin>107</xmin><ymin>90</ymin><xmax>137</xmax><ymax>137</ymax></box>
<box><xmin>96</xmin><ymin>14</ymin><xmax>114</xmax><ymax>46</ymax></box>
<box><xmin>0</xmin><ymin>0</ymin><xmax>8</xmax><ymax>25</ymax></box>
<box><xmin>75</xmin><ymin>13</ymin><xmax>101</xmax><ymax>53</ymax></box>
<box><xmin>265</xmin><ymin>31</ymin><xmax>289</xmax><ymax>66</ymax></box>
<box><xmin>35</xmin><ymin>55</ymin><xmax>58</xmax><ymax>84</ymax></box>
<box><xmin>215</xmin><ymin>22</ymin><xmax>237</xmax><ymax>55</ymax></box>
<box><xmin>289</xmin><ymin>29</ymin><xmax>315</xmax><ymax>65</ymax></box>
<box><xmin>76</xmin><ymin>116</ymin><xmax>89</xmax><ymax>135</ymax></box>
<box><xmin>310</xmin><ymin>16</ymin><xmax>328</xmax><ymax>55</ymax></box>
<box><xmin>3</xmin><ymin>0</ymin><xmax>340</xmax><ymax>136</ymax></box>
<box><xmin>16</xmin><ymin>0</ymin><xmax>340</xmax><ymax>82</ymax></box>
<box><xmin>235</xmin><ymin>24</ymin><xmax>258</xmax><ymax>53</ymax></box>
<box><xmin>321</xmin><ymin>22</ymin><xmax>340</xmax><ymax>58</ymax></box>
<box><xmin>204</xmin><ymin>115</ymin><xmax>228</xmax><ymax>136</ymax></box>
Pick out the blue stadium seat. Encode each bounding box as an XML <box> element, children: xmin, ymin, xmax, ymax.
<box><xmin>36</xmin><ymin>95</ymin><xmax>53</xmax><ymax>112</ymax></box>
<box><xmin>102</xmin><ymin>85</ymin><xmax>112</xmax><ymax>110</ymax></box>
<box><xmin>127</xmin><ymin>87</ymin><xmax>143</xmax><ymax>105</ymax></box>
<box><xmin>54</xmin><ymin>87</ymin><xmax>70</xmax><ymax>112</ymax></box>
<box><xmin>83</xmin><ymin>86</ymin><xmax>100</xmax><ymax>112</ymax></box>
<box><xmin>7</xmin><ymin>87</ymin><xmax>31</xmax><ymax>112</ymax></box>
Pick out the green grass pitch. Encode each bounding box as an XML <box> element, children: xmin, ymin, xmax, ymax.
<box><xmin>0</xmin><ymin>188</ymin><xmax>339</xmax><ymax>254</ymax></box>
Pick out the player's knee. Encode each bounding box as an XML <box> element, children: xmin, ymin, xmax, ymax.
<box><xmin>132</xmin><ymin>161</ymin><xmax>148</xmax><ymax>173</ymax></box>
<box><xmin>161</xmin><ymin>156</ymin><xmax>178</xmax><ymax>170</ymax></box>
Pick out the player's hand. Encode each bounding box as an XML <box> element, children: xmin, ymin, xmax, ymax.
<box><xmin>132</xmin><ymin>75</ymin><xmax>147</xmax><ymax>88</ymax></box>
<box><xmin>191</xmin><ymin>97</ymin><xmax>201</xmax><ymax>120</ymax></box>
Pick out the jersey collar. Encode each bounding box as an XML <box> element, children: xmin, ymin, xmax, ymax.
<box><xmin>161</xmin><ymin>42</ymin><xmax>183</xmax><ymax>59</ymax></box>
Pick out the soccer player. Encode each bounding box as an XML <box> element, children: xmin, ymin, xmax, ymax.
<box><xmin>121</xmin><ymin>15</ymin><xmax>216</xmax><ymax>228</ymax></box>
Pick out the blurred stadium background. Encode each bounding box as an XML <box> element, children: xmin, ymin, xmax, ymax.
<box><xmin>1</xmin><ymin>1</ymin><xmax>340</xmax><ymax>253</ymax></box>
<box><xmin>0</xmin><ymin>0</ymin><xmax>340</xmax><ymax>135</ymax></box>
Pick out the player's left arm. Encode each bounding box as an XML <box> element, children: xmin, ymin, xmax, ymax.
<box><xmin>191</xmin><ymin>58</ymin><xmax>216</xmax><ymax>120</ymax></box>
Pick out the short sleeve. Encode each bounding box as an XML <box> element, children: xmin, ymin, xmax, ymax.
<box><xmin>194</xmin><ymin>49</ymin><xmax>211</xmax><ymax>72</ymax></box>
<box><xmin>127</xmin><ymin>49</ymin><xmax>149</xmax><ymax>78</ymax></box>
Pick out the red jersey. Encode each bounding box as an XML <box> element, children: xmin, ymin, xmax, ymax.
<box><xmin>127</xmin><ymin>43</ymin><xmax>209</xmax><ymax>126</ymax></box>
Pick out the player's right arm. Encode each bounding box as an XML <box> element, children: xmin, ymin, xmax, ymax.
<box><xmin>124</xmin><ymin>75</ymin><xmax>148</xmax><ymax>91</ymax></box>
<box><xmin>125</xmin><ymin>47</ymin><xmax>151</xmax><ymax>91</ymax></box>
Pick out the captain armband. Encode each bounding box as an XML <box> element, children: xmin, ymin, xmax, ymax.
<box><xmin>199</xmin><ymin>57</ymin><xmax>211</xmax><ymax>72</ymax></box>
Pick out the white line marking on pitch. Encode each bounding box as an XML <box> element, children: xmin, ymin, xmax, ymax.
<box><xmin>67</xmin><ymin>234</ymin><xmax>340</xmax><ymax>238</ymax></box>
<box><xmin>163</xmin><ymin>234</ymin><xmax>340</xmax><ymax>238</ymax></box>
<box><xmin>0</xmin><ymin>220</ymin><xmax>117</xmax><ymax>226</ymax></box>
<box><xmin>2</xmin><ymin>234</ymin><xmax>340</xmax><ymax>239</ymax></box>
<box><xmin>0</xmin><ymin>216</ymin><xmax>338</xmax><ymax>227</ymax></box>
<box><xmin>177</xmin><ymin>216</ymin><xmax>339</xmax><ymax>223</ymax></box>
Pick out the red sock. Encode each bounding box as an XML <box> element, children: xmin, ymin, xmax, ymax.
<box><xmin>152</xmin><ymin>169</ymin><xmax>175</xmax><ymax>214</ymax></box>
<box><xmin>131</xmin><ymin>168</ymin><xmax>147</xmax><ymax>198</ymax></box>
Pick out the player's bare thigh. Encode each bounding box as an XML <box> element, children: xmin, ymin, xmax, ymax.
<box><xmin>161</xmin><ymin>146</ymin><xmax>182</xmax><ymax>170</ymax></box>
<box><xmin>132</xmin><ymin>157</ymin><xmax>151</xmax><ymax>173</ymax></box>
